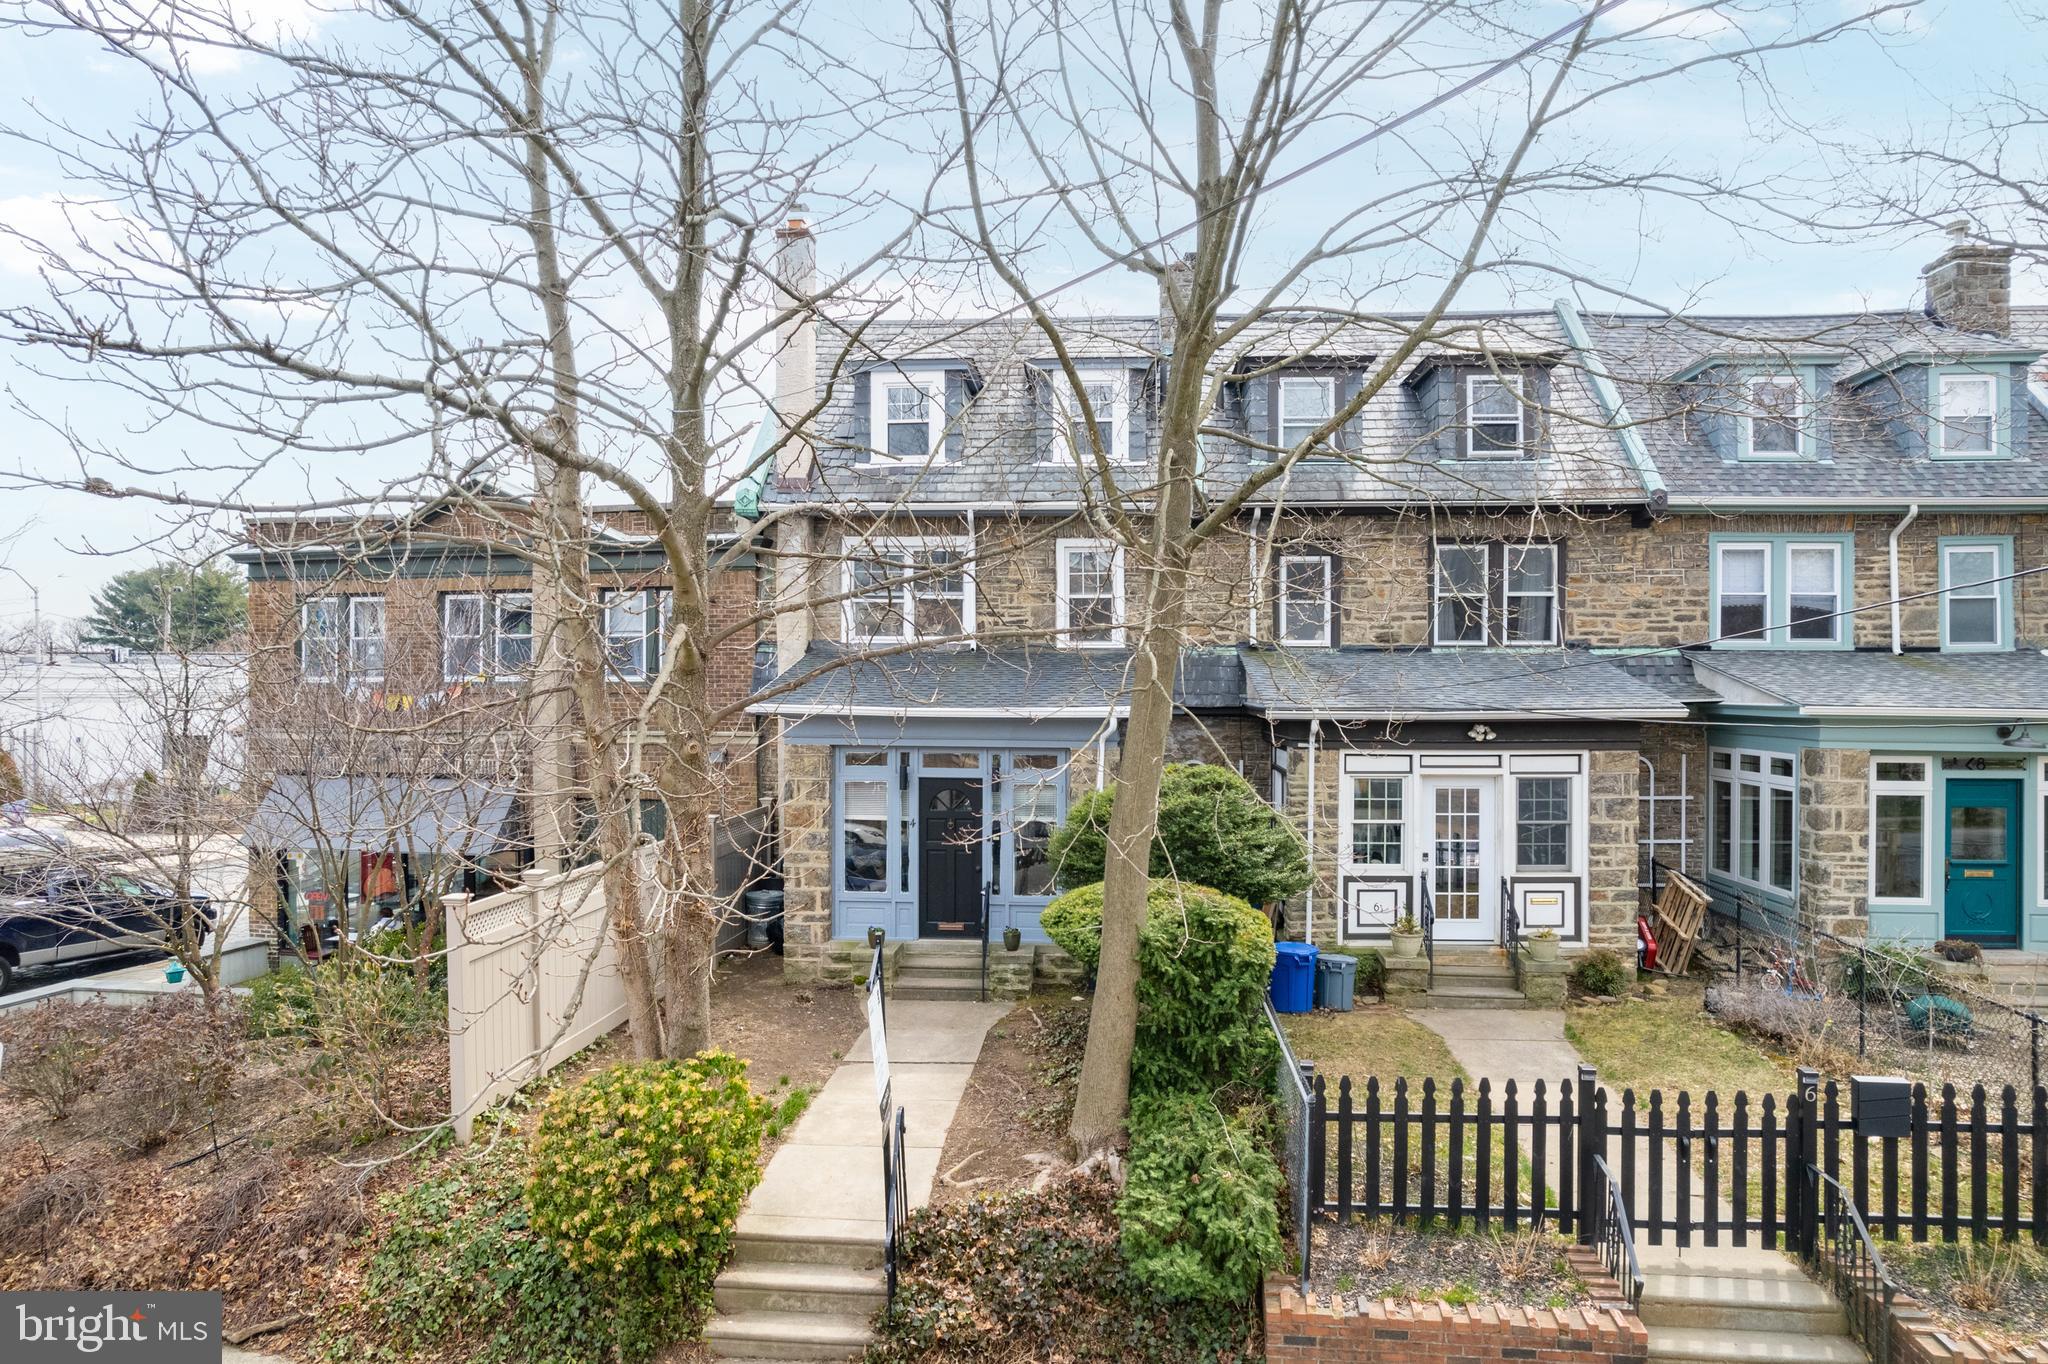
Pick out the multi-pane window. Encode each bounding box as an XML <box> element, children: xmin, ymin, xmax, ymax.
<box><xmin>1786</xmin><ymin>544</ymin><xmax>1841</xmax><ymax>642</ymax></box>
<box><xmin>1057</xmin><ymin>540</ymin><xmax>1123</xmax><ymax>647</ymax></box>
<box><xmin>1279</xmin><ymin>376</ymin><xmax>1336</xmax><ymax>450</ymax></box>
<box><xmin>1056</xmin><ymin>373</ymin><xmax>1128</xmax><ymax>462</ymax></box>
<box><xmin>302</xmin><ymin>596</ymin><xmax>384</xmax><ymax>681</ymax></box>
<box><xmin>1937</xmin><ymin>374</ymin><xmax>1995</xmax><ymax>456</ymax></box>
<box><xmin>1941</xmin><ymin>543</ymin><xmax>2005</xmax><ymax>649</ymax></box>
<box><xmin>1009</xmin><ymin>753</ymin><xmax>1062</xmax><ymax>897</ymax></box>
<box><xmin>843</xmin><ymin>539</ymin><xmax>971</xmax><ymax>644</ymax></box>
<box><xmin>1277</xmin><ymin>555</ymin><xmax>1334</xmax><ymax>646</ymax></box>
<box><xmin>1431</xmin><ymin>542</ymin><xmax>1558</xmax><ymax>646</ymax></box>
<box><xmin>603</xmin><ymin>589</ymin><xmax>670</xmax><ymax>681</ymax></box>
<box><xmin>1515</xmin><ymin>777</ymin><xmax>1572</xmax><ymax>871</ymax></box>
<box><xmin>1709</xmin><ymin>748</ymin><xmax>1796</xmax><ymax>894</ymax></box>
<box><xmin>1465</xmin><ymin>375</ymin><xmax>1525</xmax><ymax>456</ymax></box>
<box><xmin>1349</xmin><ymin>777</ymin><xmax>1404</xmax><ymax>866</ymax></box>
<box><xmin>1871</xmin><ymin>759</ymin><xmax>1930</xmax><ymax>902</ymax></box>
<box><xmin>1716</xmin><ymin>546</ymin><xmax>1768</xmax><ymax>641</ymax></box>
<box><xmin>841</xmin><ymin>756</ymin><xmax>890</xmax><ymax>894</ymax></box>
<box><xmin>1745</xmin><ymin>376</ymin><xmax>1803</xmax><ymax>456</ymax></box>
<box><xmin>868</xmin><ymin>370</ymin><xmax>946</xmax><ymax>462</ymax></box>
<box><xmin>442</xmin><ymin>592</ymin><xmax>533</xmax><ymax>681</ymax></box>
<box><xmin>1713</xmin><ymin>539</ymin><xmax>1847</xmax><ymax>646</ymax></box>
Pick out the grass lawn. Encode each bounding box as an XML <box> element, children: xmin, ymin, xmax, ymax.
<box><xmin>1566</xmin><ymin>984</ymin><xmax>1793</xmax><ymax>1098</ymax></box>
<box><xmin>1282</xmin><ymin>1004</ymin><xmax>1468</xmax><ymax>1085</ymax></box>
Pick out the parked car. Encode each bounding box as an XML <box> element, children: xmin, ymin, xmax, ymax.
<box><xmin>0</xmin><ymin>857</ymin><xmax>212</xmax><ymax>993</ymax></box>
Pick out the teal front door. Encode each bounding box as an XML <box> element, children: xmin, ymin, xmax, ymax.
<box><xmin>1945</xmin><ymin>778</ymin><xmax>2021</xmax><ymax>946</ymax></box>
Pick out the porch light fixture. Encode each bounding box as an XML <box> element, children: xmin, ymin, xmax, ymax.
<box><xmin>1998</xmin><ymin>723</ymin><xmax>2045</xmax><ymax>749</ymax></box>
<box><xmin>1467</xmin><ymin>723</ymin><xmax>1497</xmax><ymax>742</ymax></box>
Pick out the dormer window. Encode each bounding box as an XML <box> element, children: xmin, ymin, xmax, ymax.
<box><xmin>1279</xmin><ymin>377</ymin><xmax>1336</xmax><ymax>450</ymax></box>
<box><xmin>1745</xmin><ymin>376</ymin><xmax>1804</xmax><ymax>458</ymax></box>
<box><xmin>1053</xmin><ymin>370</ymin><xmax>1130</xmax><ymax>463</ymax></box>
<box><xmin>1466</xmin><ymin>375</ymin><xmax>1525</xmax><ymax>457</ymax></box>
<box><xmin>868</xmin><ymin>369</ymin><xmax>947</xmax><ymax>462</ymax></box>
<box><xmin>1937</xmin><ymin>373</ymin><xmax>1995</xmax><ymax>456</ymax></box>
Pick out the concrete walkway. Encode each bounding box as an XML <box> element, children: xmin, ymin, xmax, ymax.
<box><xmin>734</xmin><ymin>998</ymin><xmax>1010</xmax><ymax>1243</ymax></box>
<box><xmin>1407</xmin><ymin>1006</ymin><xmax>1587</xmax><ymax>1094</ymax></box>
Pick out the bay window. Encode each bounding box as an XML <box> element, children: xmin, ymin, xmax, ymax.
<box><xmin>1870</xmin><ymin>759</ymin><xmax>1931</xmax><ymax>903</ymax></box>
<box><xmin>1710</xmin><ymin>747</ymin><xmax>1796</xmax><ymax>895</ymax></box>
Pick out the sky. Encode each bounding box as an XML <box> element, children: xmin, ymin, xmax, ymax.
<box><xmin>0</xmin><ymin>0</ymin><xmax>2043</xmax><ymax>628</ymax></box>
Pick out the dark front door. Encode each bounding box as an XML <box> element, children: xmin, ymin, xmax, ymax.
<box><xmin>1945</xmin><ymin>778</ymin><xmax>2021</xmax><ymax>946</ymax></box>
<box><xmin>919</xmin><ymin>777</ymin><xmax>984</xmax><ymax>938</ymax></box>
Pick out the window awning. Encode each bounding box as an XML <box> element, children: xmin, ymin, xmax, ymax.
<box><xmin>241</xmin><ymin>775</ymin><xmax>518</xmax><ymax>854</ymax></box>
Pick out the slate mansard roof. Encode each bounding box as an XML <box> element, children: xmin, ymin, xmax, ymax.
<box><xmin>764</xmin><ymin>300</ymin><xmax>2048</xmax><ymax>515</ymax></box>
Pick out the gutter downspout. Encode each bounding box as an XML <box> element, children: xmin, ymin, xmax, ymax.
<box><xmin>1304</xmin><ymin>716</ymin><xmax>1319</xmax><ymax>943</ymax></box>
<box><xmin>1553</xmin><ymin>298</ymin><xmax>1668</xmax><ymax>515</ymax></box>
<box><xmin>1246</xmin><ymin>507</ymin><xmax>1265</xmax><ymax>641</ymax></box>
<box><xmin>1889</xmin><ymin>503</ymin><xmax>1921</xmax><ymax>654</ymax></box>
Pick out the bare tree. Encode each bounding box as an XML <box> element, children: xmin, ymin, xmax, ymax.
<box><xmin>923</xmin><ymin>0</ymin><xmax>1921</xmax><ymax>1154</ymax></box>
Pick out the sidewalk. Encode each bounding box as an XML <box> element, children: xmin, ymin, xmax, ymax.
<box><xmin>734</xmin><ymin>998</ymin><xmax>1010</xmax><ymax>1242</ymax></box>
<box><xmin>1407</xmin><ymin>1006</ymin><xmax>1587</xmax><ymax>1093</ymax></box>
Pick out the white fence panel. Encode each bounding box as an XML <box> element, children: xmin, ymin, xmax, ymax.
<box><xmin>446</xmin><ymin>851</ymin><xmax>643</xmax><ymax>1142</ymax></box>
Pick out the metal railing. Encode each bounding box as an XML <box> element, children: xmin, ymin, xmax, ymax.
<box><xmin>883</xmin><ymin>1103</ymin><xmax>909</xmax><ymax>1312</ymax></box>
<box><xmin>978</xmin><ymin>880</ymin><xmax>993</xmax><ymax>1003</ymax></box>
<box><xmin>1589</xmin><ymin>1154</ymin><xmax>1645</xmax><ymax>1309</ymax></box>
<box><xmin>1418</xmin><ymin>874</ymin><xmax>1435</xmax><ymax>988</ymax></box>
<box><xmin>1804</xmin><ymin>1167</ymin><xmax>1899</xmax><ymax>1364</ymax></box>
<box><xmin>1266</xmin><ymin>997</ymin><xmax>1316</xmax><ymax>1293</ymax></box>
<box><xmin>1502</xmin><ymin>875</ymin><xmax>1522</xmax><ymax>992</ymax></box>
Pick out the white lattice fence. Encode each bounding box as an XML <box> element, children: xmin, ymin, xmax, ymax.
<box><xmin>446</xmin><ymin>851</ymin><xmax>645</xmax><ymax>1142</ymax></box>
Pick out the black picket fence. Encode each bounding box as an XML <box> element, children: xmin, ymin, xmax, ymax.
<box><xmin>1307</xmin><ymin>1065</ymin><xmax>2048</xmax><ymax>1250</ymax></box>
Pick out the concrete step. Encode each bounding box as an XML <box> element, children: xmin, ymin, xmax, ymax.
<box><xmin>729</xmin><ymin>1228</ymin><xmax>883</xmax><ymax>1270</ymax></box>
<box><xmin>1426</xmin><ymin>983</ymin><xmax>1534</xmax><ymax>1009</ymax></box>
<box><xmin>1639</xmin><ymin>1273</ymin><xmax>1846</xmax><ymax>1334</ymax></box>
<box><xmin>1645</xmin><ymin>1325</ymin><xmax>1865</xmax><ymax>1364</ymax></box>
<box><xmin>714</xmin><ymin>1262</ymin><xmax>886</xmax><ymax>1316</ymax></box>
<box><xmin>892</xmin><ymin>984</ymin><xmax>982</xmax><ymax>1001</ymax></box>
<box><xmin>1635</xmin><ymin>1246</ymin><xmax>1814</xmax><ymax>1281</ymax></box>
<box><xmin>703</xmin><ymin>1309</ymin><xmax>871</xmax><ymax>1361</ymax></box>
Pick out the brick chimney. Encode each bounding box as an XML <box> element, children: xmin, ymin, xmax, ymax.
<box><xmin>1922</xmin><ymin>220</ymin><xmax>2014</xmax><ymax>335</ymax></box>
<box><xmin>772</xmin><ymin>212</ymin><xmax>818</xmax><ymax>488</ymax></box>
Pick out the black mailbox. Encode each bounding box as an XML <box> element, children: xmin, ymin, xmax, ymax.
<box><xmin>1852</xmin><ymin>1075</ymin><xmax>1912</xmax><ymax>1138</ymax></box>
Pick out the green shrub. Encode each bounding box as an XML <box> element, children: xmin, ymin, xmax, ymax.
<box><xmin>244</xmin><ymin>967</ymin><xmax>318</xmax><ymax>1039</ymax></box>
<box><xmin>353</xmin><ymin>1136</ymin><xmax>684</xmax><ymax>1364</ymax></box>
<box><xmin>875</xmin><ymin>1172</ymin><xmax>1257</xmax><ymax>1364</ymax></box>
<box><xmin>1567</xmin><ymin>949</ymin><xmax>1629</xmax><ymax>998</ymax></box>
<box><xmin>525</xmin><ymin>1053</ymin><xmax>768</xmax><ymax>1302</ymax></box>
<box><xmin>1118</xmin><ymin>1091</ymin><xmax>1283</xmax><ymax>1304</ymax></box>
<box><xmin>1049</xmin><ymin>764</ymin><xmax>1309</xmax><ymax>907</ymax></box>
<box><xmin>1041</xmin><ymin>880</ymin><xmax>1277</xmax><ymax>1095</ymax></box>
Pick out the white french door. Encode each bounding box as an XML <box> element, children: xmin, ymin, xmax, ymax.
<box><xmin>1421</xmin><ymin>776</ymin><xmax>1498</xmax><ymax>943</ymax></box>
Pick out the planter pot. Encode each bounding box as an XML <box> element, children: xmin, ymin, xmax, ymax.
<box><xmin>1389</xmin><ymin>930</ymin><xmax>1423</xmax><ymax>961</ymax></box>
<box><xmin>1003</xmin><ymin>926</ymin><xmax>1022</xmax><ymax>952</ymax></box>
<box><xmin>1524</xmin><ymin>936</ymin><xmax>1559</xmax><ymax>964</ymax></box>
<box><xmin>866</xmin><ymin>926</ymin><xmax>886</xmax><ymax>949</ymax></box>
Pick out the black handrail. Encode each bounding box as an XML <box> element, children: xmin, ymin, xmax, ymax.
<box><xmin>1502</xmin><ymin>875</ymin><xmax>1522</xmax><ymax>993</ymax></box>
<box><xmin>978</xmin><ymin>880</ymin><xmax>993</xmax><ymax>1003</ymax></box>
<box><xmin>1803</xmin><ymin>1166</ymin><xmax>1899</xmax><ymax>1364</ymax></box>
<box><xmin>1418</xmin><ymin>874</ymin><xmax>1435</xmax><ymax>989</ymax></box>
<box><xmin>882</xmin><ymin>1102</ymin><xmax>908</xmax><ymax>1314</ymax></box>
<box><xmin>1590</xmin><ymin>1154</ymin><xmax>1645</xmax><ymax>1310</ymax></box>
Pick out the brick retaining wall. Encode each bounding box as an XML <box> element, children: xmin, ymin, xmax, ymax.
<box><xmin>1889</xmin><ymin>1293</ymin><xmax>2048</xmax><ymax>1364</ymax></box>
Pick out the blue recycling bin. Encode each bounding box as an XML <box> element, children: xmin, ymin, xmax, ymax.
<box><xmin>1270</xmin><ymin>941</ymin><xmax>1319</xmax><ymax>1014</ymax></box>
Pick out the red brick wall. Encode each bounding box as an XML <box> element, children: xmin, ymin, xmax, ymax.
<box><xmin>1263</xmin><ymin>1257</ymin><xmax>1649</xmax><ymax>1364</ymax></box>
<box><xmin>1889</xmin><ymin>1294</ymin><xmax>2041</xmax><ymax>1364</ymax></box>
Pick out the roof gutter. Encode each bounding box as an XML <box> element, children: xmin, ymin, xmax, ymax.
<box><xmin>1554</xmin><ymin>297</ymin><xmax>1668</xmax><ymax>515</ymax></box>
<box><xmin>1252</xmin><ymin>704</ymin><xmax>1688</xmax><ymax>722</ymax></box>
<box><xmin>1889</xmin><ymin>503</ymin><xmax>1920</xmax><ymax>655</ymax></box>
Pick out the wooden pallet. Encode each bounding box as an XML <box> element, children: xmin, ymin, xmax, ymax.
<box><xmin>1648</xmin><ymin>870</ymin><xmax>1710</xmax><ymax>975</ymax></box>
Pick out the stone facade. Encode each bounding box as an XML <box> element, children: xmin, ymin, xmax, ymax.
<box><xmin>1798</xmin><ymin>746</ymin><xmax>1871</xmax><ymax>938</ymax></box>
<box><xmin>1587</xmin><ymin>747</ymin><xmax>1643</xmax><ymax>962</ymax></box>
<box><xmin>1635</xmin><ymin>722</ymin><xmax>1707</xmax><ymax>907</ymax></box>
<box><xmin>777</xmin><ymin>738</ymin><xmax>835</xmax><ymax>979</ymax></box>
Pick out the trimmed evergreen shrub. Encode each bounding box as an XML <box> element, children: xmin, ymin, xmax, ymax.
<box><xmin>1567</xmin><ymin>948</ymin><xmax>1630</xmax><ymax>998</ymax></box>
<box><xmin>1040</xmin><ymin>879</ymin><xmax>1277</xmax><ymax>1095</ymax></box>
<box><xmin>1118</xmin><ymin>1091</ymin><xmax>1284</xmax><ymax>1303</ymax></box>
<box><xmin>1049</xmin><ymin>763</ymin><xmax>1309</xmax><ymax>907</ymax></box>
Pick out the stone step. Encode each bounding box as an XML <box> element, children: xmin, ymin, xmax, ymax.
<box><xmin>714</xmin><ymin>1262</ymin><xmax>886</xmax><ymax>1316</ymax></box>
<box><xmin>703</xmin><ymin>1309</ymin><xmax>871</xmax><ymax>1361</ymax></box>
<box><xmin>729</xmin><ymin>1228</ymin><xmax>883</xmax><ymax>1270</ymax></box>
<box><xmin>1426</xmin><ymin>983</ymin><xmax>1534</xmax><ymax>1009</ymax></box>
<box><xmin>897</xmin><ymin>942</ymin><xmax>983</xmax><ymax>959</ymax></box>
<box><xmin>1429</xmin><ymin>960</ymin><xmax>1517</xmax><ymax>980</ymax></box>
<box><xmin>1639</xmin><ymin>1272</ymin><xmax>1845</xmax><ymax>1334</ymax></box>
<box><xmin>892</xmin><ymin>984</ymin><xmax>982</xmax><ymax>1002</ymax></box>
<box><xmin>1645</xmin><ymin>1325</ymin><xmax>1866</xmax><ymax>1364</ymax></box>
<box><xmin>894</xmin><ymin>963</ymin><xmax>981</xmax><ymax>981</ymax></box>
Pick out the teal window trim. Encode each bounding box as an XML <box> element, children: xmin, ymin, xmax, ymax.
<box><xmin>1735</xmin><ymin>371</ymin><xmax>1812</xmax><ymax>462</ymax></box>
<box><xmin>1938</xmin><ymin>535</ymin><xmax>2014</xmax><ymax>652</ymax></box>
<box><xmin>1708</xmin><ymin>533</ymin><xmax>1855</xmax><ymax>650</ymax></box>
<box><xmin>1927</xmin><ymin>363</ymin><xmax>2014</xmax><ymax>461</ymax></box>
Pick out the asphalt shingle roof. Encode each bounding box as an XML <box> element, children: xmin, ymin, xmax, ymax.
<box><xmin>1608</xmin><ymin>651</ymin><xmax>1720</xmax><ymax>703</ymax></box>
<box><xmin>1238</xmin><ymin>647</ymin><xmax>1687</xmax><ymax>719</ymax></box>
<box><xmin>749</xmin><ymin>643</ymin><xmax>1244</xmax><ymax>717</ymax></box>
<box><xmin>1691</xmin><ymin>648</ymin><xmax>2048</xmax><ymax>715</ymax></box>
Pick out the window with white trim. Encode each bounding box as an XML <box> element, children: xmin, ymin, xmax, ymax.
<box><xmin>869</xmin><ymin>369</ymin><xmax>947</xmax><ymax>462</ymax></box>
<box><xmin>1745</xmin><ymin>375</ymin><xmax>1804</xmax><ymax>457</ymax></box>
<box><xmin>1054</xmin><ymin>371</ymin><xmax>1129</xmax><ymax>463</ymax></box>
<box><xmin>838</xmin><ymin>750</ymin><xmax>891</xmax><ymax>894</ymax></box>
<box><xmin>1348</xmin><ymin>776</ymin><xmax>1404</xmax><ymax>867</ymax></box>
<box><xmin>1941</xmin><ymin>542</ymin><xmax>2005</xmax><ymax>649</ymax></box>
<box><xmin>1279</xmin><ymin>376</ymin><xmax>1336</xmax><ymax>450</ymax></box>
<box><xmin>1515</xmin><ymin>776</ymin><xmax>1573</xmax><ymax>872</ymax></box>
<box><xmin>1008</xmin><ymin>753</ymin><xmax>1064</xmax><ymax>898</ymax></box>
<box><xmin>1277</xmin><ymin>555</ymin><xmax>1334</xmax><ymax>646</ymax></box>
<box><xmin>1937</xmin><ymin>373</ymin><xmax>1995</xmax><ymax>456</ymax></box>
<box><xmin>602</xmin><ymin>589</ymin><xmax>670</xmax><ymax>681</ymax></box>
<box><xmin>1870</xmin><ymin>758</ymin><xmax>1931</xmax><ymax>903</ymax></box>
<box><xmin>1431</xmin><ymin>542</ymin><xmax>1557</xmax><ymax>646</ymax></box>
<box><xmin>442</xmin><ymin>591</ymin><xmax>533</xmax><ymax>681</ymax></box>
<box><xmin>1056</xmin><ymin>539</ymin><xmax>1123</xmax><ymax>647</ymax></box>
<box><xmin>1465</xmin><ymin>375</ymin><xmax>1525</xmax><ymax>456</ymax></box>
<box><xmin>1712</xmin><ymin>538</ymin><xmax>1849</xmax><ymax>647</ymax></box>
<box><xmin>1785</xmin><ymin>543</ymin><xmax>1842</xmax><ymax>643</ymax></box>
<box><xmin>1715</xmin><ymin>545</ymin><xmax>1768</xmax><ymax>642</ymax></box>
<box><xmin>842</xmin><ymin>537</ymin><xmax>972</xmax><ymax>645</ymax></box>
<box><xmin>1709</xmin><ymin>747</ymin><xmax>1796</xmax><ymax>894</ymax></box>
<box><xmin>346</xmin><ymin>598</ymin><xmax>385</xmax><ymax>679</ymax></box>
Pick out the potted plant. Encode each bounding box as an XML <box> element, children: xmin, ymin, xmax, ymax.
<box><xmin>866</xmin><ymin>925</ymin><xmax>886</xmax><ymax>949</ymax></box>
<box><xmin>1003</xmin><ymin>925</ymin><xmax>1022</xmax><ymax>952</ymax></box>
<box><xmin>1389</xmin><ymin>914</ymin><xmax>1423</xmax><ymax>960</ymax></box>
<box><xmin>1525</xmin><ymin>927</ymin><xmax>1559</xmax><ymax>964</ymax></box>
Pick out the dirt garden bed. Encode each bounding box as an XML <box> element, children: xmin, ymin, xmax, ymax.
<box><xmin>1305</xmin><ymin>1218</ymin><xmax>1593</xmax><ymax>1311</ymax></box>
<box><xmin>1886</xmin><ymin>1241</ymin><xmax>2048</xmax><ymax>1349</ymax></box>
<box><xmin>929</xmin><ymin>992</ymin><xmax>1089</xmax><ymax>1202</ymax></box>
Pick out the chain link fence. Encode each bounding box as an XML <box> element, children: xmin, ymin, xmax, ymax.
<box><xmin>1266</xmin><ymin>998</ymin><xmax>1313</xmax><ymax>1291</ymax></box>
<box><xmin>1699</xmin><ymin>899</ymin><xmax>2044</xmax><ymax>1095</ymax></box>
